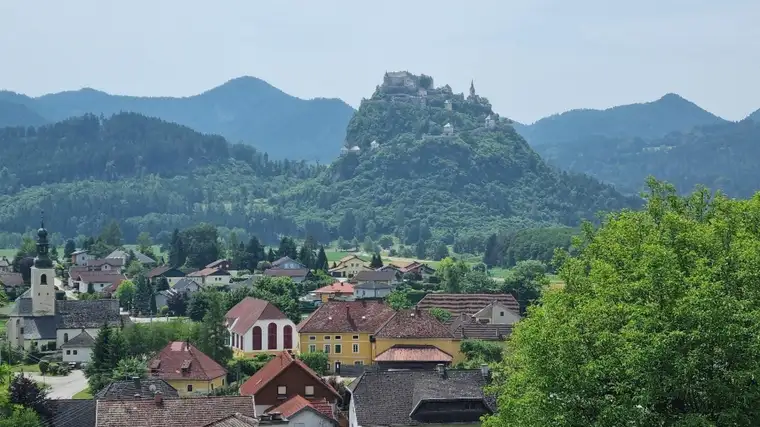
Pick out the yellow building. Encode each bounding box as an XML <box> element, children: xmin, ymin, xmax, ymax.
<box><xmin>148</xmin><ymin>341</ymin><xmax>227</xmax><ymax>396</ymax></box>
<box><xmin>328</xmin><ymin>255</ymin><xmax>372</xmax><ymax>278</ymax></box>
<box><xmin>297</xmin><ymin>300</ymin><xmax>395</xmax><ymax>369</ymax></box>
<box><xmin>372</xmin><ymin>308</ymin><xmax>464</xmax><ymax>365</ymax></box>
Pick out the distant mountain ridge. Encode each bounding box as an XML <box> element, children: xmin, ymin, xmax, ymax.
<box><xmin>0</xmin><ymin>76</ymin><xmax>355</xmax><ymax>162</ymax></box>
<box><xmin>514</xmin><ymin>93</ymin><xmax>728</xmax><ymax>147</ymax></box>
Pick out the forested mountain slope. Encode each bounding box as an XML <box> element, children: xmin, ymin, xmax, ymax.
<box><xmin>532</xmin><ymin>119</ymin><xmax>760</xmax><ymax>197</ymax></box>
<box><xmin>515</xmin><ymin>93</ymin><xmax>727</xmax><ymax>147</ymax></box>
<box><xmin>279</xmin><ymin>72</ymin><xmax>638</xmax><ymax>239</ymax></box>
<box><xmin>0</xmin><ymin>99</ymin><xmax>48</xmax><ymax>128</ymax></box>
<box><xmin>0</xmin><ymin>76</ymin><xmax>355</xmax><ymax>162</ymax></box>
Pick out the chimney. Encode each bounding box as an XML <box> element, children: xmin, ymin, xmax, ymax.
<box><xmin>133</xmin><ymin>376</ymin><xmax>141</xmax><ymax>392</ymax></box>
<box><xmin>480</xmin><ymin>364</ymin><xmax>490</xmax><ymax>380</ymax></box>
<box><xmin>154</xmin><ymin>391</ymin><xmax>163</xmax><ymax>406</ymax></box>
<box><xmin>436</xmin><ymin>363</ymin><xmax>446</xmax><ymax>378</ymax></box>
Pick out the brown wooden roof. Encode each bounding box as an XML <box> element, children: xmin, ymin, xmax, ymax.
<box><xmin>297</xmin><ymin>300</ymin><xmax>395</xmax><ymax>333</ymax></box>
<box><xmin>95</xmin><ymin>396</ymin><xmax>255</xmax><ymax>427</ymax></box>
<box><xmin>416</xmin><ymin>293</ymin><xmax>519</xmax><ymax>317</ymax></box>
<box><xmin>374</xmin><ymin>345</ymin><xmax>453</xmax><ymax>362</ymax></box>
<box><xmin>374</xmin><ymin>308</ymin><xmax>454</xmax><ymax>339</ymax></box>
<box><xmin>147</xmin><ymin>341</ymin><xmax>227</xmax><ymax>381</ymax></box>
<box><xmin>239</xmin><ymin>351</ymin><xmax>338</xmax><ymax>398</ymax></box>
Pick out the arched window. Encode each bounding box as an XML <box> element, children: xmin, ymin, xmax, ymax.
<box><xmin>252</xmin><ymin>326</ymin><xmax>262</xmax><ymax>351</ymax></box>
<box><xmin>63</xmin><ymin>333</ymin><xmax>69</xmax><ymax>343</ymax></box>
<box><xmin>40</xmin><ymin>274</ymin><xmax>47</xmax><ymax>285</ymax></box>
<box><xmin>268</xmin><ymin>323</ymin><xmax>278</xmax><ymax>350</ymax></box>
<box><xmin>283</xmin><ymin>325</ymin><xmax>293</xmax><ymax>349</ymax></box>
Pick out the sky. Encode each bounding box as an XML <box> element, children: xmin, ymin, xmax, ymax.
<box><xmin>1</xmin><ymin>0</ymin><xmax>758</xmax><ymax>124</ymax></box>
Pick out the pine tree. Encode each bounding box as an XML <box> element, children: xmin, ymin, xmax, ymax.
<box><xmin>415</xmin><ymin>239</ymin><xmax>427</xmax><ymax>260</ymax></box>
<box><xmin>150</xmin><ymin>292</ymin><xmax>158</xmax><ymax>315</ymax></box>
<box><xmin>245</xmin><ymin>237</ymin><xmax>265</xmax><ymax>270</ymax></box>
<box><xmin>63</xmin><ymin>239</ymin><xmax>76</xmax><ymax>259</ymax></box>
<box><xmin>86</xmin><ymin>322</ymin><xmax>126</xmax><ymax>393</ymax></box>
<box><xmin>132</xmin><ymin>273</ymin><xmax>153</xmax><ymax>315</ymax></box>
<box><xmin>483</xmin><ymin>233</ymin><xmax>500</xmax><ymax>267</ymax></box>
<box><xmin>168</xmin><ymin>228</ymin><xmax>186</xmax><ymax>267</ymax></box>
<box><xmin>316</xmin><ymin>246</ymin><xmax>329</xmax><ymax>272</ymax></box>
<box><xmin>267</xmin><ymin>248</ymin><xmax>276</xmax><ymax>262</ymax></box>
<box><xmin>196</xmin><ymin>294</ymin><xmax>233</xmax><ymax>365</ymax></box>
<box><xmin>369</xmin><ymin>253</ymin><xmax>383</xmax><ymax>268</ymax></box>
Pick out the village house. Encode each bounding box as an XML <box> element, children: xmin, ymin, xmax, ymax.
<box><xmin>73</xmin><ymin>271</ymin><xmax>126</xmax><ymax>294</ymax></box>
<box><xmin>351</xmin><ymin>270</ymin><xmax>397</xmax><ymax>287</ymax></box>
<box><xmin>373</xmin><ymin>307</ymin><xmax>463</xmax><ymax>366</ymax></box>
<box><xmin>353</xmin><ymin>281</ymin><xmax>393</xmax><ymax>300</ymax></box>
<box><xmin>374</xmin><ymin>344</ymin><xmax>453</xmax><ymax>370</ymax></box>
<box><xmin>263</xmin><ymin>267</ymin><xmax>312</xmax><ymax>284</ymax></box>
<box><xmin>205</xmin><ymin>259</ymin><xmax>231</xmax><ymax>270</ymax></box>
<box><xmin>86</xmin><ymin>257</ymin><xmax>124</xmax><ymax>273</ymax></box>
<box><xmin>348</xmin><ymin>367</ymin><xmax>495</xmax><ymax>426</ymax></box>
<box><xmin>314</xmin><ymin>282</ymin><xmax>355</xmax><ymax>303</ymax></box>
<box><xmin>154</xmin><ymin>277</ymin><xmax>201</xmax><ymax>309</ymax></box>
<box><xmin>70</xmin><ymin>249</ymin><xmax>92</xmax><ymax>266</ymax></box>
<box><xmin>329</xmin><ymin>255</ymin><xmax>372</xmax><ymax>279</ymax></box>
<box><xmin>60</xmin><ymin>329</ymin><xmax>95</xmax><ymax>364</ymax></box>
<box><xmin>417</xmin><ymin>293</ymin><xmax>521</xmax><ymax>341</ymax></box>
<box><xmin>393</xmin><ymin>260</ymin><xmax>436</xmax><ymax>280</ymax></box>
<box><xmin>443</xmin><ymin>122</ymin><xmax>454</xmax><ymax>136</ymax></box>
<box><xmin>187</xmin><ymin>267</ymin><xmax>231</xmax><ymax>287</ymax></box>
<box><xmin>95</xmin><ymin>377</ymin><xmax>179</xmax><ymax>400</ymax></box>
<box><xmin>270</xmin><ymin>256</ymin><xmax>306</xmax><ymax>270</ymax></box>
<box><xmin>297</xmin><ymin>300</ymin><xmax>396</xmax><ymax>371</ymax></box>
<box><xmin>266</xmin><ymin>395</ymin><xmax>339</xmax><ymax>426</ymax></box>
<box><xmin>239</xmin><ymin>351</ymin><xmax>340</xmax><ymax>414</ymax></box>
<box><xmin>6</xmin><ymin>220</ymin><xmax>127</xmax><ymax>352</ymax></box>
<box><xmin>106</xmin><ymin>249</ymin><xmax>156</xmax><ymax>267</ymax></box>
<box><xmin>0</xmin><ymin>272</ymin><xmax>25</xmax><ymax>294</ymax></box>
<box><xmin>147</xmin><ymin>265</ymin><xmax>186</xmax><ymax>287</ymax></box>
<box><xmin>147</xmin><ymin>341</ymin><xmax>227</xmax><ymax>396</ymax></box>
<box><xmin>226</xmin><ymin>297</ymin><xmax>297</xmax><ymax>356</ymax></box>
<box><xmin>0</xmin><ymin>256</ymin><xmax>10</xmax><ymax>273</ymax></box>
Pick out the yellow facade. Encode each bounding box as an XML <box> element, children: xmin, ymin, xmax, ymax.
<box><xmin>298</xmin><ymin>332</ymin><xmax>373</xmax><ymax>367</ymax></box>
<box><xmin>167</xmin><ymin>376</ymin><xmax>226</xmax><ymax>396</ymax></box>
<box><xmin>374</xmin><ymin>338</ymin><xmax>464</xmax><ymax>364</ymax></box>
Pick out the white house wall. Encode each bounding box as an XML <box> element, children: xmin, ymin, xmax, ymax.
<box><xmin>62</xmin><ymin>347</ymin><xmax>92</xmax><ymax>363</ymax></box>
<box><xmin>57</xmin><ymin>328</ymin><xmax>100</xmax><ymax>348</ymax></box>
<box><xmin>288</xmin><ymin>409</ymin><xmax>334</xmax><ymax>426</ymax></box>
<box><xmin>232</xmin><ymin>318</ymin><xmax>296</xmax><ymax>352</ymax></box>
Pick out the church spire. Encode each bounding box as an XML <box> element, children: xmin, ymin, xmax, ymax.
<box><xmin>34</xmin><ymin>210</ymin><xmax>52</xmax><ymax>269</ymax></box>
<box><xmin>469</xmin><ymin>80</ymin><xmax>476</xmax><ymax>98</ymax></box>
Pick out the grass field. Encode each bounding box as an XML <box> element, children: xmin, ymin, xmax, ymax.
<box><xmin>73</xmin><ymin>387</ymin><xmax>93</xmax><ymax>399</ymax></box>
<box><xmin>9</xmin><ymin>364</ymin><xmax>40</xmax><ymax>373</ymax></box>
<box><xmin>0</xmin><ymin>249</ymin><xmax>15</xmax><ymax>259</ymax></box>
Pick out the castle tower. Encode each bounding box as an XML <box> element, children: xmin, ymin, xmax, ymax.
<box><xmin>31</xmin><ymin>212</ymin><xmax>55</xmax><ymax>316</ymax></box>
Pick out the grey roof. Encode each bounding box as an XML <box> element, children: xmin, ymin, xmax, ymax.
<box><xmin>60</xmin><ymin>330</ymin><xmax>95</xmax><ymax>348</ymax></box>
<box><xmin>22</xmin><ymin>316</ymin><xmax>57</xmax><ymax>340</ymax></box>
<box><xmin>107</xmin><ymin>249</ymin><xmax>156</xmax><ymax>264</ymax></box>
<box><xmin>353</xmin><ymin>270</ymin><xmax>396</xmax><ymax>282</ymax></box>
<box><xmin>173</xmin><ymin>277</ymin><xmax>201</xmax><ymax>292</ymax></box>
<box><xmin>271</xmin><ymin>256</ymin><xmax>304</xmax><ymax>268</ymax></box>
<box><xmin>95</xmin><ymin>378</ymin><xmax>179</xmax><ymax>400</ymax></box>
<box><xmin>48</xmin><ymin>399</ymin><xmax>96</xmax><ymax>427</ymax></box>
<box><xmin>9</xmin><ymin>289</ymin><xmax>33</xmax><ymax>315</ymax></box>
<box><xmin>354</xmin><ymin>281</ymin><xmax>393</xmax><ymax>290</ymax></box>
<box><xmin>56</xmin><ymin>299</ymin><xmax>123</xmax><ymax>329</ymax></box>
<box><xmin>351</xmin><ymin>369</ymin><xmax>494</xmax><ymax>426</ymax></box>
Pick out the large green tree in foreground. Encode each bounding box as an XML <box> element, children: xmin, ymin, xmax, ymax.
<box><xmin>485</xmin><ymin>179</ymin><xmax>760</xmax><ymax>427</ymax></box>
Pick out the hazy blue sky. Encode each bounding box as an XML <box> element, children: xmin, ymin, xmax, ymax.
<box><xmin>1</xmin><ymin>0</ymin><xmax>758</xmax><ymax>123</ymax></box>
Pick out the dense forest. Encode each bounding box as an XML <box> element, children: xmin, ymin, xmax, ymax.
<box><xmin>0</xmin><ymin>73</ymin><xmax>636</xmax><ymax>251</ymax></box>
<box><xmin>0</xmin><ymin>76</ymin><xmax>355</xmax><ymax>162</ymax></box>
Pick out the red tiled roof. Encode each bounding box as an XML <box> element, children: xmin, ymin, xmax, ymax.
<box><xmin>399</xmin><ymin>262</ymin><xmax>435</xmax><ymax>274</ymax></box>
<box><xmin>0</xmin><ymin>273</ymin><xmax>24</xmax><ymax>287</ymax></box>
<box><xmin>95</xmin><ymin>396</ymin><xmax>255</xmax><ymax>427</ymax></box>
<box><xmin>374</xmin><ymin>345</ymin><xmax>453</xmax><ymax>362</ymax></box>
<box><xmin>147</xmin><ymin>265</ymin><xmax>172</xmax><ymax>278</ymax></box>
<box><xmin>188</xmin><ymin>267</ymin><xmax>228</xmax><ymax>277</ymax></box>
<box><xmin>314</xmin><ymin>282</ymin><xmax>354</xmax><ymax>294</ymax></box>
<box><xmin>374</xmin><ymin>309</ymin><xmax>454</xmax><ymax>339</ymax></box>
<box><xmin>76</xmin><ymin>271</ymin><xmax>126</xmax><ymax>285</ymax></box>
<box><xmin>416</xmin><ymin>293</ymin><xmax>519</xmax><ymax>317</ymax></box>
<box><xmin>263</xmin><ymin>268</ymin><xmax>310</xmax><ymax>278</ymax></box>
<box><xmin>226</xmin><ymin>297</ymin><xmax>288</xmax><ymax>335</ymax></box>
<box><xmin>267</xmin><ymin>396</ymin><xmax>336</xmax><ymax>422</ymax></box>
<box><xmin>297</xmin><ymin>300</ymin><xmax>396</xmax><ymax>333</ymax></box>
<box><xmin>239</xmin><ymin>351</ymin><xmax>339</xmax><ymax>398</ymax></box>
<box><xmin>148</xmin><ymin>341</ymin><xmax>227</xmax><ymax>381</ymax></box>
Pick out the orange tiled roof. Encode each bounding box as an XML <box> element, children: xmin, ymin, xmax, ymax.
<box><xmin>314</xmin><ymin>282</ymin><xmax>354</xmax><ymax>294</ymax></box>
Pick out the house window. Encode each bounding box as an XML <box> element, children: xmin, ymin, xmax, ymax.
<box><xmin>211</xmin><ymin>383</ymin><xmax>214</xmax><ymax>390</ymax></box>
<box><xmin>309</xmin><ymin>344</ymin><xmax>316</xmax><ymax>353</ymax></box>
<box><xmin>324</xmin><ymin>344</ymin><xmax>330</xmax><ymax>353</ymax></box>
<box><xmin>64</xmin><ymin>333</ymin><xmax>69</xmax><ymax>343</ymax></box>
<box><xmin>305</xmin><ymin>386</ymin><xmax>315</xmax><ymax>397</ymax></box>
<box><xmin>334</xmin><ymin>335</ymin><xmax>341</xmax><ymax>340</ymax></box>
<box><xmin>309</xmin><ymin>336</ymin><xmax>316</xmax><ymax>341</ymax></box>
<box><xmin>352</xmin><ymin>335</ymin><xmax>359</xmax><ymax>340</ymax></box>
<box><xmin>73</xmin><ymin>350</ymin><xmax>78</xmax><ymax>355</ymax></box>
<box><xmin>20</xmin><ymin>327</ymin><xmax>24</xmax><ymax>335</ymax></box>
<box><xmin>334</xmin><ymin>344</ymin><xmax>342</xmax><ymax>354</ymax></box>
<box><xmin>66</xmin><ymin>350</ymin><xmax>71</xmax><ymax>355</ymax></box>
<box><xmin>324</xmin><ymin>336</ymin><xmax>331</xmax><ymax>340</ymax></box>
<box><xmin>187</xmin><ymin>385</ymin><xmax>193</xmax><ymax>392</ymax></box>
<box><xmin>252</xmin><ymin>326</ymin><xmax>262</xmax><ymax>350</ymax></box>
<box><xmin>354</xmin><ymin>361</ymin><xmax>363</xmax><ymax>366</ymax></box>
<box><xmin>277</xmin><ymin>386</ymin><xmax>287</xmax><ymax>396</ymax></box>
<box><xmin>268</xmin><ymin>323</ymin><xmax>278</xmax><ymax>350</ymax></box>
<box><xmin>500</xmin><ymin>311</ymin><xmax>504</xmax><ymax>316</ymax></box>
<box><xmin>282</xmin><ymin>325</ymin><xmax>293</xmax><ymax>350</ymax></box>
<box><xmin>352</xmin><ymin>344</ymin><xmax>359</xmax><ymax>353</ymax></box>
<box><xmin>222</xmin><ymin>378</ymin><xmax>225</xmax><ymax>386</ymax></box>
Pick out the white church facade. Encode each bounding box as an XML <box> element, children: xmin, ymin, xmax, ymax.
<box><xmin>6</xmin><ymin>218</ymin><xmax>127</xmax><ymax>352</ymax></box>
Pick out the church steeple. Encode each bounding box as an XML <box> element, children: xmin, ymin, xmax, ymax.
<box><xmin>469</xmin><ymin>80</ymin><xmax>476</xmax><ymax>98</ymax></box>
<box><xmin>34</xmin><ymin>210</ymin><xmax>53</xmax><ymax>269</ymax></box>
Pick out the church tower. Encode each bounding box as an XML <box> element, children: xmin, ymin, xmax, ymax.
<box><xmin>31</xmin><ymin>212</ymin><xmax>55</xmax><ymax>316</ymax></box>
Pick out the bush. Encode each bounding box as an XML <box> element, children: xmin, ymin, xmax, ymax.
<box><xmin>38</xmin><ymin>361</ymin><xmax>50</xmax><ymax>375</ymax></box>
<box><xmin>159</xmin><ymin>306</ymin><xmax>169</xmax><ymax>316</ymax></box>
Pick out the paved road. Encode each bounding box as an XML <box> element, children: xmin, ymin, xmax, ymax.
<box><xmin>55</xmin><ymin>277</ymin><xmax>78</xmax><ymax>300</ymax></box>
<box><xmin>21</xmin><ymin>369</ymin><xmax>87</xmax><ymax>399</ymax></box>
